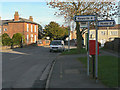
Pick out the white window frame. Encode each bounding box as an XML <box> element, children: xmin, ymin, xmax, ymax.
<box><xmin>31</xmin><ymin>34</ymin><xmax>33</xmax><ymax>43</ymax></box>
<box><xmin>35</xmin><ymin>25</ymin><xmax>36</xmax><ymax>32</ymax></box>
<box><xmin>27</xmin><ymin>34</ymin><xmax>29</xmax><ymax>43</ymax></box>
<box><xmin>4</xmin><ymin>28</ymin><xmax>7</xmax><ymax>31</ymax></box>
<box><xmin>27</xmin><ymin>24</ymin><xmax>29</xmax><ymax>32</ymax></box>
<box><xmin>31</xmin><ymin>25</ymin><xmax>33</xmax><ymax>32</ymax></box>
<box><xmin>110</xmin><ymin>31</ymin><xmax>118</xmax><ymax>36</ymax></box>
<box><xmin>34</xmin><ymin>35</ymin><xmax>36</xmax><ymax>43</ymax></box>
<box><xmin>101</xmin><ymin>31</ymin><xmax>105</xmax><ymax>35</ymax></box>
<box><xmin>0</xmin><ymin>28</ymin><xmax>1</xmax><ymax>33</ymax></box>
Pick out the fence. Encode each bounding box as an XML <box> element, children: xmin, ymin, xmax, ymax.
<box><xmin>104</xmin><ymin>38</ymin><xmax>120</xmax><ymax>52</ymax></box>
<box><xmin>37</xmin><ymin>39</ymin><xmax>50</xmax><ymax>46</ymax></box>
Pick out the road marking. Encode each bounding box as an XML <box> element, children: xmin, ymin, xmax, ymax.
<box><xmin>10</xmin><ymin>56</ymin><xmax>22</xmax><ymax>60</ymax></box>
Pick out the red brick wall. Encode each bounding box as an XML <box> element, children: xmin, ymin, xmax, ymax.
<box><xmin>2</xmin><ymin>22</ymin><xmax>38</xmax><ymax>45</ymax></box>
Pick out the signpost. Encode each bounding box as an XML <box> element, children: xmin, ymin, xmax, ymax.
<box><xmin>74</xmin><ymin>15</ymin><xmax>95</xmax><ymax>22</ymax></box>
<box><xmin>73</xmin><ymin>14</ymin><xmax>115</xmax><ymax>82</ymax></box>
<box><xmin>73</xmin><ymin>15</ymin><xmax>95</xmax><ymax>76</ymax></box>
<box><xmin>89</xmin><ymin>40</ymin><xmax>99</xmax><ymax>78</ymax></box>
<box><xmin>98</xmin><ymin>20</ymin><xmax>115</xmax><ymax>27</ymax></box>
<box><xmin>80</xmin><ymin>22</ymin><xmax>88</xmax><ymax>28</ymax></box>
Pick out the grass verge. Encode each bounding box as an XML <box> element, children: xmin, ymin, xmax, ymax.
<box><xmin>61</xmin><ymin>48</ymin><xmax>87</xmax><ymax>55</ymax></box>
<box><xmin>78</xmin><ymin>56</ymin><xmax>118</xmax><ymax>88</ymax></box>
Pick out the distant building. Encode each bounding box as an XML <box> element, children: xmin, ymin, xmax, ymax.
<box><xmin>0</xmin><ymin>11</ymin><xmax>38</xmax><ymax>45</ymax></box>
<box><xmin>70</xmin><ymin>24</ymin><xmax>120</xmax><ymax>46</ymax></box>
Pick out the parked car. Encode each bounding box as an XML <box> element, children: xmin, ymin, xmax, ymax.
<box><xmin>50</xmin><ymin>40</ymin><xmax>65</xmax><ymax>52</ymax></box>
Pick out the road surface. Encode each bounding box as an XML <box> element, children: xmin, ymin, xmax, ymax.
<box><xmin>2</xmin><ymin>46</ymin><xmax>60</xmax><ymax>88</ymax></box>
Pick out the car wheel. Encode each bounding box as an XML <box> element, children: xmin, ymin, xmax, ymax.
<box><xmin>50</xmin><ymin>50</ymin><xmax>52</xmax><ymax>52</ymax></box>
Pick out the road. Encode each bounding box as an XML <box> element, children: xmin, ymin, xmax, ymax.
<box><xmin>2</xmin><ymin>46</ymin><xmax>60</xmax><ymax>88</ymax></box>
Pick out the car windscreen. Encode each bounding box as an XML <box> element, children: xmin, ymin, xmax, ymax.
<box><xmin>50</xmin><ymin>41</ymin><xmax>62</xmax><ymax>45</ymax></box>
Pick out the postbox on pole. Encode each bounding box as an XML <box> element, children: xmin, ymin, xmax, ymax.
<box><xmin>89</xmin><ymin>40</ymin><xmax>99</xmax><ymax>55</ymax></box>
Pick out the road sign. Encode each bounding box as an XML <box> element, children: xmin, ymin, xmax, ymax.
<box><xmin>80</xmin><ymin>22</ymin><xmax>88</xmax><ymax>28</ymax></box>
<box><xmin>98</xmin><ymin>20</ymin><xmax>115</xmax><ymax>27</ymax></box>
<box><xmin>73</xmin><ymin>15</ymin><xmax>95</xmax><ymax>22</ymax></box>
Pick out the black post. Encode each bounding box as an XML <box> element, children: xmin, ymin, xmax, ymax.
<box><xmin>92</xmin><ymin>55</ymin><xmax>95</xmax><ymax>78</ymax></box>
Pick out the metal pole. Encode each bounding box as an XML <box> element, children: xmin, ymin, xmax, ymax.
<box><xmin>87</xmin><ymin>21</ymin><xmax>90</xmax><ymax>76</ymax></box>
<box><xmin>95</xmin><ymin>13</ymin><xmax>98</xmax><ymax>82</ymax></box>
<box><xmin>68</xmin><ymin>19</ymin><xmax>70</xmax><ymax>52</ymax></box>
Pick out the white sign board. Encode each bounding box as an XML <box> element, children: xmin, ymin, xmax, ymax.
<box><xmin>73</xmin><ymin>15</ymin><xmax>95</xmax><ymax>22</ymax></box>
<box><xmin>98</xmin><ymin>20</ymin><xmax>115</xmax><ymax>27</ymax></box>
<box><xmin>80</xmin><ymin>22</ymin><xmax>88</xmax><ymax>28</ymax></box>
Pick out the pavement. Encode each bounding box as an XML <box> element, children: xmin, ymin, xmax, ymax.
<box><xmin>48</xmin><ymin>54</ymin><xmax>107</xmax><ymax>88</ymax></box>
<box><xmin>47</xmin><ymin>49</ymin><xmax>119</xmax><ymax>89</ymax></box>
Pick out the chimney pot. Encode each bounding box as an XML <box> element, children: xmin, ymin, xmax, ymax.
<box><xmin>14</xmin><ymin>11</ymin><xmax>19</xmax><ymax>21</ymax></box>
<box><xmin>29</xmin><ymin>16</ymin><xmax>33</xmax><ymax>22</ymax></box>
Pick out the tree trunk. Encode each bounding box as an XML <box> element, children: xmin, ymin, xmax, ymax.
<box><xmin>76</xmin><ymin>22</ymin><xmax>82</xmax><ymax>52</ymax></box>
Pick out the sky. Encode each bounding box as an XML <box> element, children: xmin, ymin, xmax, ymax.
<box><xmin>0</xmin><ymin>1</ymin><xmax>119</xmax><ymax>28</ymax></box>
<box><xmin>0</xmin><ymin>2</ymin><xmax>65</xmax><ymax>28</ymax></box>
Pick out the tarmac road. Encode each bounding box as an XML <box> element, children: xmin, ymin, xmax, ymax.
<box><xmin>2</xmin><ymin>46</ymin><xmax>60</xmax><ymax>88</ymax></box>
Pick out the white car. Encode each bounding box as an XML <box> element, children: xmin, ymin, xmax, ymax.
<box><xmin>50</xmin><ymin>40</ymin><xmax>65</xmax><ymax>52</ymax></box>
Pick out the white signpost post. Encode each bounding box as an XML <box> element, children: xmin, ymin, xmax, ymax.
<box><xmin>74</xmin><ymin>15</ymin><xmax>95</xmax><ymax>76</ymax></box>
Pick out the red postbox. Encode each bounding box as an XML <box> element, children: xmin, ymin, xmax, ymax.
<box><xmin>89</xmin><ymin>40</ymin><xmax>99</xmax><ymax>55</ymax></box>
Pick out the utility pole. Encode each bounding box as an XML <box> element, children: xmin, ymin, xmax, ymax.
<box><xmin>95</xmin><ymin>13</ymin><xmax>98</xmax><ymax>82</ymax></box>
<box><xmin>68</xmin><ymin>17</ymin><xmax>70</xmax><ymax>52</ymax></box>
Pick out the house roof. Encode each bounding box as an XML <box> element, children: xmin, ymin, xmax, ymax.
<box><xmin>0</xmin><ymin>17</ymin><xmax>38</xmax><ymax>26</ymax></box>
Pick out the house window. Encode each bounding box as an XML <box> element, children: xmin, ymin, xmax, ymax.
<box><xmin>4</xmin><ymin>28</ymin><xmax>7</xmax><ymax>31</ymax></box>
<box><xmin>90</xmin><ymin>31</ymin><xmax>95</xmax><ymax>35</ymax></box>
<box><xmin>27</xmin><ymin>24</ymin><xmax>29</xmax><ymax>32</ymax></box>
<box><xmin>27</xmin><ymin>34</ymin><xmax>29</xmax><ymax>43</ymax></box>
<box><xmin>35</xmin><ymin>25</ymin><xmax>36</xmax><ymax>32</ymax></box>
<box><xmin>31</xmin><ymin>25</ymin><xmax>33</xmax><ymax>32</ymax></box>
<box><xmin>0</xmin><ymin>28</ymin><xmax>1</xmax><ymax>33</ymax></box>
<box><xmin>31</xmin><ymin>34</ymin><xmax>33</xmax><ymax>43</ymax></box>
<box><xmin>101</xmin><ymin>31</ymin><xmax>105</xmax><ymax>35</ymax></box>
<box><xmin>34</xmin><ymin>35</ymin><xmax>36</xmax><ymax>43</ymax></box>
<box><xmin>110</xmin><ymin>31</ymin><xmax>118</xmax><ymax>36</ymax></box>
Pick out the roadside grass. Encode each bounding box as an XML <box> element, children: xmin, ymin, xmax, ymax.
<box><xmin>61</xmin><ymin>48</ymin><xmax>87</xmax><ymax>55</ymax></box>
<box><xmin>77</xmin><ymin>56</ymin><xmax>118</xmax><ymax>88</ymax></box>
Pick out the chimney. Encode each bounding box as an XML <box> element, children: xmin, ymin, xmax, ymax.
<box><xmin>14</xmin><ymin>11</ymin><xmax>19</xmax><ymax>21</ymax></box>
<box><xmin>29</xmin><ymin>16</ymin><xmax>33</xmax><ymax>22</ymax></box>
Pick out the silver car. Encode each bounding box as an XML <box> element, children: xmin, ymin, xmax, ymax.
<box><xmin>50</xmin><ymin>40</ymin><xmax>65</xmax><ymax>52</ymax></box>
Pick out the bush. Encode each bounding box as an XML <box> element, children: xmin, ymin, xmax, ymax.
<box><xmin>12</xmin><ymin>33</ymin><xmax>25</xmax><ymax>46</ymax></box>
<box><xmin>2</xmin><ymin>33</ymin><xmax>12</xmax><ymax>46</ymax></box>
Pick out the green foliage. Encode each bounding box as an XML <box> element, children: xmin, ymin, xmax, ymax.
<box><xmin>44</xmin><ymin>21</ymin><xmax>68</xmax><ymax>40</ymax></box>
<box><xmin>12</xmin><ymin>33</ymin><xmax>25</xmax><ymax>46</ymax></box>
<box><xmin>47</xmin><ymin>1</ymin><xmax>118</xmax><ymax>51</ymax></box>
<box><xmin>38</xmin><ymin>24</ymin><xmax>43</xmax><ymax>39</ymax></box>
<box><xmin>2</xmin><ymin>33</ymin><xmax>12</xmax><ymax>46</ymax></box>
<box><xmin>78</xmin><ymin>56</ymin><xmax>118</xmax><ymax>87</ymax></box>
<box><xmin>61</xmin><ymin>48</ymin><xmax>87</xmax><ymax>55</ymax></box>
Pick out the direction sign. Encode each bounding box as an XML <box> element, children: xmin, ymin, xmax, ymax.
<box><xmin>98</xmin><ymin>20</ymin><xmax>115</xmax><ymax>27</ymax></box>
<box><xmin>73</xmin><ymin>15</ymin><xmax>95</xmax><ymax>22</ymax></box>
<box><xmin>80</xmin><ymin>22</ymin><xmax>88</xmax><ymax>28</ymax></box>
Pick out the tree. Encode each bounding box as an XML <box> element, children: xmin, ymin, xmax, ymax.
<box><xmin>38</xmin><ymin>24</ymin><xmax>44</xmax><ymax>39</ymax></box>
<box><xmin>47</xmin><ymin>0</ymin><xmax>118</xmax><ymax>52</ymax></box>
<box><xmin>44</xmin><ymin>21</ymin><xmax>68</xmax><ymax>41</ymax></box>
<box><xmin>12</xmin><ymin>33</ymin><xmax>25</xmax><ymax>46</ymax></box>
<box><xmin>2</xmin><ymin>33</ymin><xmax>12</xmax><ymax>46</ymax></box>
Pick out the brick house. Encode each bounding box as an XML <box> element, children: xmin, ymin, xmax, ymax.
<box><xmin>0</xmin><ymin>11</ymin><xmax>38</xmax><ymax>45</ymax></box>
